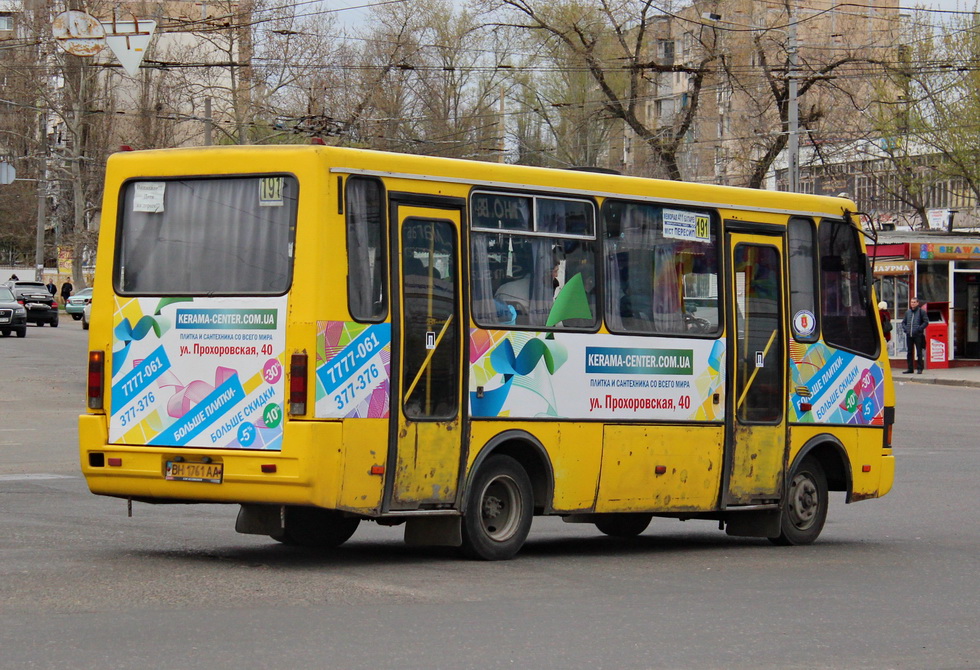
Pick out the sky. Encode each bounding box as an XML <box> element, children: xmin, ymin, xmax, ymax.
<box><xmin>327</xmin><ymin>0</ymin><xmax>980</xmax><ymax>31</ymax></box>
<box><xmin>911</xmin><ymin>0</ymin><xmax>978</xmax><ymax>9</ymax></box>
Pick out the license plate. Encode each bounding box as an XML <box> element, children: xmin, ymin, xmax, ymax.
<box><xmin>165</xmin><ymin>460</ymin><xmax>223</xmax><ymax>483</ymax></box>
<box><xmin>0</xmin><ymin>316</ymin><xmax>9</xmax><ymax>324</ymax></box>
<box><xmin>28</xmin><ymin>303</ymin><xmax>48</xmax><ymax>310</ymax></box>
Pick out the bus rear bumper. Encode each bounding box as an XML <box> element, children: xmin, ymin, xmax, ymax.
<box><xmin>876</xmin><ymin>453</ymin><xmax>895</xmax><ymax>498</ymax></box>
<box><xmin>78</xmin><ymin>414</ymin><xmax>335</xmax><ymax>507</ymax></box>
<box><xmin>850</xmin><ymin>452</ymin><xmax>895</xmax><ymax>502</ymax></box>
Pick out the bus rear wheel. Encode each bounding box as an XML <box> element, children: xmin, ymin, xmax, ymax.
<box><xmin>461</xmin><ymin>455</ymin><xmax>533</xmax><ymax>560</ymax></box>
<box><xmin>594</xmin><ymin>513</ymin><xmax>652</xmax><ymax>538</ymax></box>
<box><xmin>271</xmin><ymin>506</ymin><xmax>360</xmax><ymax>548</ymax></box>
<box><xmin>770</xmin><ymin>456</ymin><xmax>828</xmax><ymax>546</ymax></box>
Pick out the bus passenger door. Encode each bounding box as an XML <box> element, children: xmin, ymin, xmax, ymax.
<box><xmin>389</xmin><ymin>205</ymin><xmax>463</xmax><ymax>510</ymax></box>
<box><xmin>725</xmin><ymin>235</ymin><xmax>786</xmax><ymax>505</ymax></box>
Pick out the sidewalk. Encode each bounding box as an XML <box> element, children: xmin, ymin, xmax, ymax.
<box><xmin>892</xmin><ymin>365</ymin><xmax>980</xmax><ymax>389</ymax></box>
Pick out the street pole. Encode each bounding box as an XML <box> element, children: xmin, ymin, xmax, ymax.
<box><xmin>787</xmin><ymin>3</ymin><xmax>800</xmax><ymax>193</ymax></box>
<box><xmin>204</xmin><ymin>97</ymin><xmax>213</xmax><ymax>146</ymax></box>
<box><xmin>34</xmin><ymin>112</ymin><xmax>45</xmax><ymax>282</ymax></box>
<box><xmin>498</xmin><ymin>84</ymin><xmax>505</xmax><ymax>163</ymax></box>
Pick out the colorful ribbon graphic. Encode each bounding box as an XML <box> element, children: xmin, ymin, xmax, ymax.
<box><xmin>546</xmin><ymin>273</ymin><xmax>594</xmax><ymax>327</ymax></box>
<box><xmin>471</xmin><ymin>336</ymin><xmax>569</xmax><ymax>417</ymax></box>
<box><xmin>112</xmin><ymin>297</ymin><xmax>193</xmax><ymax>376</ymax></box>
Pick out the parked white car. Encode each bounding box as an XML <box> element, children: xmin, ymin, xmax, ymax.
<box><xmin>66</xmin><ymin>287</ymin><xmax>94</xmax><ymax>320</ymax></box>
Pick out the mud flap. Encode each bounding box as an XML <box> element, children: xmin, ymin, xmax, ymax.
<box><xmin>235</xmin><ymin>504</ymin><xmax>284</xmax><ymax>535</ymax></box>
<box><xmin>724</xmin><ymin>509</ymin><xmax>781</xmax><ymax>538</ymax></box>
<box><xmin>404</xmin><ymin>516</ymin><xmax>462</xmax><ymax>547</ymax></box>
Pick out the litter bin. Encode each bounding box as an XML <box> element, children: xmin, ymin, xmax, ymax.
<box><xmin>925</xmin><ymin>302</ymin><xmax>949</xmax><ymax>369</ymax></box>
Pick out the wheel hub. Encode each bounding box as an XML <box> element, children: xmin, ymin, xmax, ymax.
<box><xmin>789</xmin><ymin>474</ymin><xmax>817</xmax><ymax>527</ymax></box>
<box><xmin>478</xmin><ymin>476</ymin><xmax>521</xmax><ymax>540</ymax></box>
<box><xmin>483</xmin><ymin>495</ymin><xmax>504</xmax><ymax>520</ymax></box>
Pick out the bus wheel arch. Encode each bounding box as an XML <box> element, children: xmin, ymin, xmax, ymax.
<box><xmin>466</xmin><ymin>430</ymin><xmax>555</xmax><ymax>515</ymax></box>
<box><xmin>457</xmin><ymin>431</ymin><xmax>554</xmax><ymax>560</ymax></box>
<box><xmin>770</xmin><ymin>436</ymin><xmax>849</xmax><ymax>546</ymax></box>
<box><xmin>793</xmin><ymin>435</ymin><xmax>852</xmax><ymax>498</ymax></box>
<box><xmin>460</xmin><ymin>454</ymin><xmax>534</xmax><ymax>560</ymax></box>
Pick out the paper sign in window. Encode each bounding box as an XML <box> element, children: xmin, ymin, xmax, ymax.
<box><xmin>663</xmin><ymin>209</ymin><xmax>711</xmax><ymax>243</ymax></box>
<box><xmin>133</xmin><ymin>182</ymin><xmax>165</xmax><ymax>213</ymax></box>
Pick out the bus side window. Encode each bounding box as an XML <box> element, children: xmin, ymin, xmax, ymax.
<box><xmin>470</xmin><ymin>194</ymin><xmax>598</xmax><ymax>331</ymax></box>
<box><xmin>788</xmin><ymin>218</ymin><xmax>819</xmax><ymax>342</ymax></box>
<box><xmin>819</xmin><ymin>220</ymin><xmax>878</xmax><ymax>356</ymax></box>
<box><xmin>346</xmin><ymin>177</ymin><xmax>387</xmax><ymax>322</ymax></box>
<box><xmin>603</xmin><ymin>201</ymin><xmax>720</xmax><ymax>336</ymax></box>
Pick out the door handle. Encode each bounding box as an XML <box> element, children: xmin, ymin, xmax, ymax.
<box><xmin>405</xmin><ymin>314</ymin><xmax>454</xmax><ymax>400</ymax></box>
<box><xmin>736</xmin><ymin>328</ymin><xmax>778</xmax><ymax>411</ymax></box>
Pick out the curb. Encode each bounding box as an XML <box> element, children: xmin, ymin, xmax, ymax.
<box><xmin>895</xmin><ymin>376</ymin><xmax>980</xmax><ymax>389</ymax></box>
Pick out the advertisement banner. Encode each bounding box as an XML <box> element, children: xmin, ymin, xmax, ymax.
<box><xmin>109</xmin><ymin>297</ymin><xmax>287</xmax><ymax>450</ymax></box>
<box><xmin>470</xmin><ymin>330</ymin><xmax>725</xmax><ymax>421</ymax></box>
<box><xmin>57</xmin><ymin>246</ymin><xmax>73</xmax><ymax>275</ymax></box>
<box><xmin>788</xmin><ymin>340</ymin><xmax>885</xmax><ymax>425</ymax></box>
<box><xmin>315</xmin><ymin>320</ymin><xmax>392</xmax><ymax>418</ymax></box>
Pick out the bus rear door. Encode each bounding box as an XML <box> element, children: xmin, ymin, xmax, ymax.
<box><xmin>388</xmin><ymin>202</ymin><xmax>464</xmax><ymax>510</ymax></box>
<box><xmin>725</xmin><ymin>232</ymin><xmax>786</xmax><ymax>505</ymax></box>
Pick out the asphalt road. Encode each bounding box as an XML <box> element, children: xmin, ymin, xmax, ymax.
<box><xmin>0</xmin><ymin>318</ymin><xmax>977</xmax><ymax>669</ymax></box>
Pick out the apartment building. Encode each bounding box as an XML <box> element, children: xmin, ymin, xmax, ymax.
<box><xmin>613</xmin><ymin>0</ymin><xmax>901</xmax><ymax>189</ymax></box>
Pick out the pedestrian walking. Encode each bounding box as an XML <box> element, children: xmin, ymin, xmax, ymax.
<box><xmin>60</xmin><ymin>279</ymin><xmax>73</xmax><ymax>306</ymax></box>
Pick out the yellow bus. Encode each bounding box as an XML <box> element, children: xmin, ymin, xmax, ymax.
<box><xmin>79</xmin><ymin>145</ymin><xmax>895</xmax><ymax>559</ymax></box>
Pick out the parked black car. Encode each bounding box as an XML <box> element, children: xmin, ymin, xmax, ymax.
<box><xmin>3</xmin><ymin>281</ymin><xmax>59</xmax><ymax>327</ymax></box>
<box><xmin>0</xmin><ymin>285</ymin><xmax>28</xmax><ymax>337</ymax></box>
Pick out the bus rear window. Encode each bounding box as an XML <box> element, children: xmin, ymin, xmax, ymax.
<box><xmin>115</xmin><ymin>176</ymin><xmax>297</xmax><ymax>295</ymax></box>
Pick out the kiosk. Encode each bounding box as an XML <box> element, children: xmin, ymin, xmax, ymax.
<box><xmin>926</xmin><ymin>302</ymin><xmax>949</xmax><ymax>369</ymax></box>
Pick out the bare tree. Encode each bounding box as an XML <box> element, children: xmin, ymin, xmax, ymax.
<box><xmin>505</xmin><ymin>16</ymin><xmax>614</xmax><ymax>168</ymax></box>
<box><xmin>902</xmin><ymin>12</ymin><xmax>980</xmax><ymax>205</ymax></box>
<box><xmin>0</xmin><ymin>0</ymin><xmax>47</xmax><ymax>266</ymax></box>
<box><xmin>711</xmin><ymin>0</ymin><xmax>892</xmax><ymax>189</ymax></box>
<box><xmin>489</xmin><ymin>0</ymin><xmax>718</xmax><ymax>180</ymax></box>
<box><xmin>857</xmin><ymin>9</ymin><xmax>980</xmax><ymax>229</ymax></box>
<box><xmin>343</xmin><ymin>0</ymin><xmax>509</xmax><ymax>160</ymax></box>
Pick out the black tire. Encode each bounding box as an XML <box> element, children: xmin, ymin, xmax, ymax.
<box><xmin>594</xmin><ymin>513</ymin><xmax>653</xmax><ymax>538</ymax></box>
<box><xmin>82</xmin><ymin>317</ymin><xmax>89</xmax><ymax>331</ymax></box>
<box><xmin>271</xmin><ymin>506</ymin><xmax>360</xmax><ymax>548</ymax></box>
<box><xmin>461</xmin><ymin>455</ymin><xmax>534</xmax><ymax>560</ymax></box>
<box><xmin>15</xmin><ymin>326</ymin><xmax>26</xmax><ymax>338</ymax></box>
<box><xmin>71</xmin><ymin>314</ymin><xmax>82</xmax><ymax>321</ymax></box>
<box><xmin>770</xmin><ymin>456</ymin><xmax>828</xmax><ymax>546</ymax></box>
<box><xmin>0</xmin><ymin>328</ymin><xmax>8</xmax><ymax>337</ymax></box>
<box><xmin>49</xmin><ymin>314</ymin><xmax>59</xmax><ymax>327</ymax></box>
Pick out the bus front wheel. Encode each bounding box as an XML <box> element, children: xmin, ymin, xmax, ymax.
<box><xmin>461</xmin><ymin>455</ymin><xmax>533</xmax><ymax>560</ymax></box>
<box><xmin>272</xmin><ymin>506</ymin><xmax>360</xmax><ymax>548</ymax></box>
<box><xmin>594</xmin><ymin>513</ymin><xmax>652</xmax><ymax>538</ymax></box>
<box><xmin>770</xmin><ymin>456</ymin><xmax>828</xmax><ymax>546</ymax></box>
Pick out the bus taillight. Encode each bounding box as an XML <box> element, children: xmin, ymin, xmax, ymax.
<box><xmin>883</xmin><ymin>406</ymin><xmax>895</xmax><ymax>449</ymax></box>
<box><xmin>88</xmin><ymin>351</ymin><xmax>104</xmax><ymax>410</ymax></box>
<box><xmin>289</xmin><ymin>352</ymin><xmax>308</xmax><ymax>415</ymax></box>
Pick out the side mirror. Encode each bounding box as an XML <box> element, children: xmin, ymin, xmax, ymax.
<box><xmin>859</xmin><ymin>253</ymin><xmax>872</xmax><ymax>309</ymax></box>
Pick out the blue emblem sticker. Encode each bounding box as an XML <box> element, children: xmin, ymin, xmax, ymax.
<box><xmin>793</xmin><ymin>310</ymin><xmax>816</xmax><ymax>337</ymax></box>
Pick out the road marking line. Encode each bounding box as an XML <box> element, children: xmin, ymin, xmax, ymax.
<box><xmin>0</xmin><ymin>473</ymin><xmax>76</xmax><ymax>481</ymax></box>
